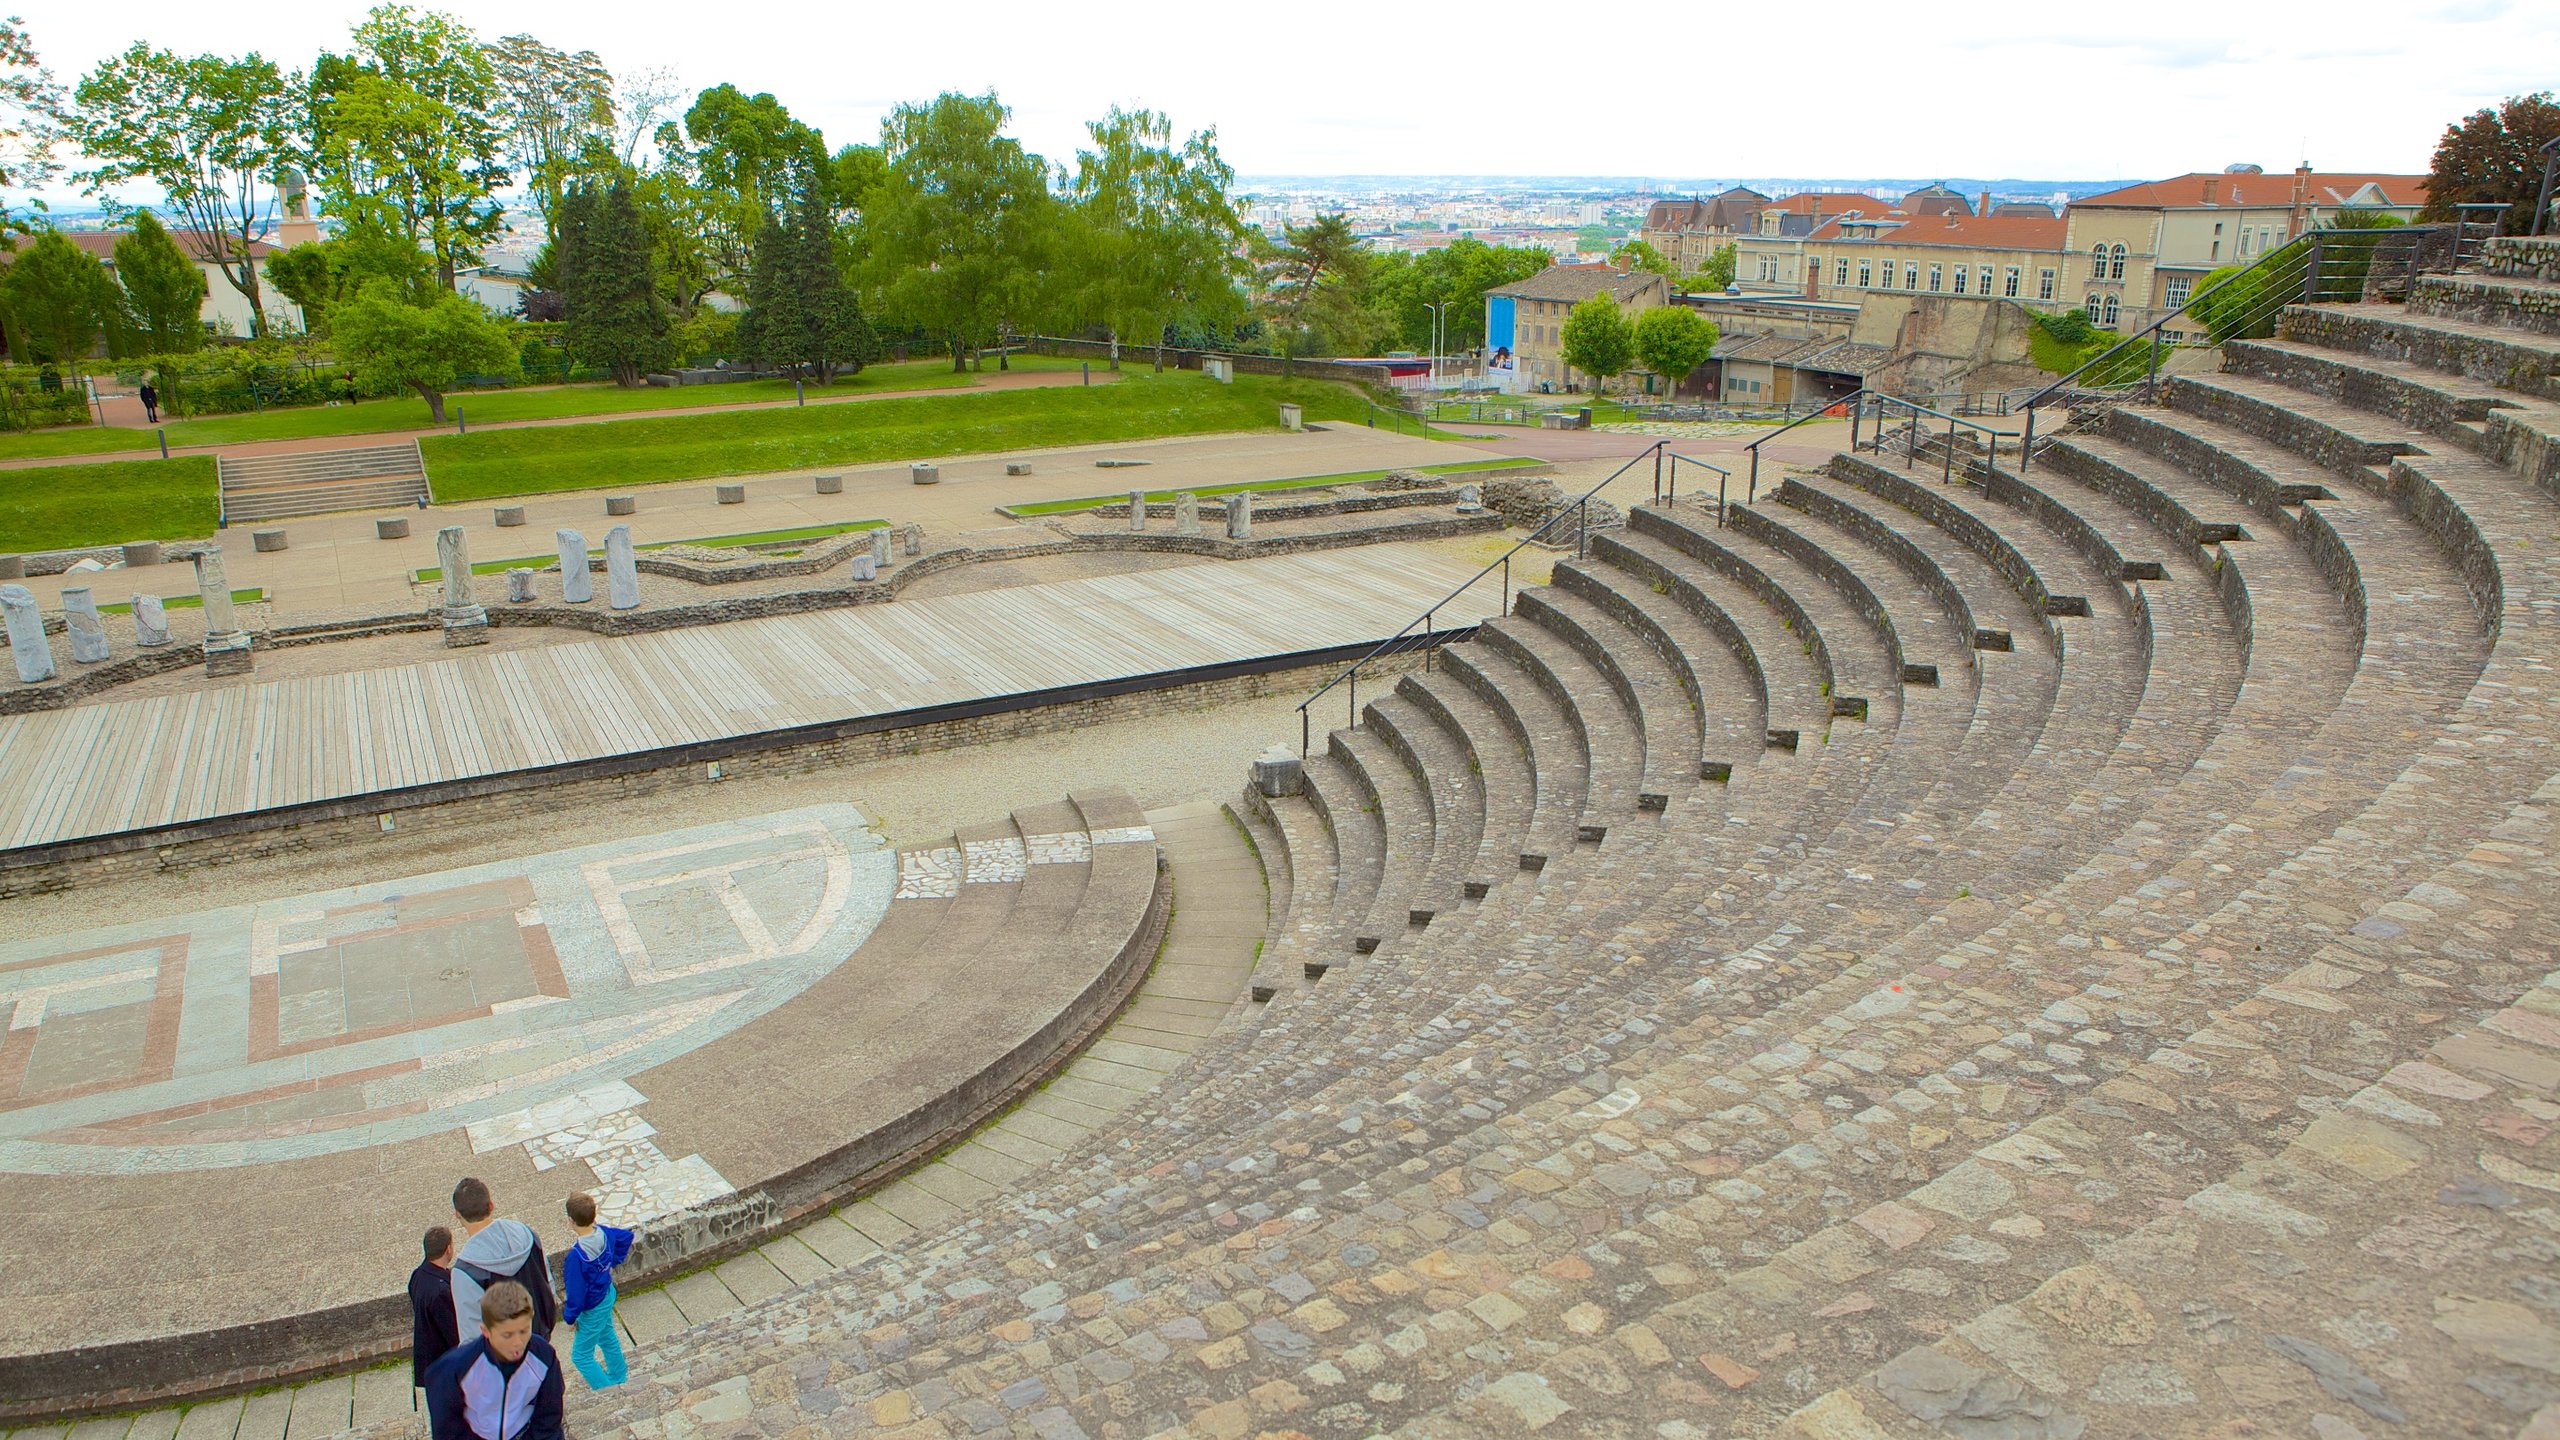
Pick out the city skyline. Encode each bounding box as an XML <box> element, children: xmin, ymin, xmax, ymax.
<box><xmin>7</xmin><ymin>0</ymin><xmax>2554</xmax><ymax>212</ymax></box>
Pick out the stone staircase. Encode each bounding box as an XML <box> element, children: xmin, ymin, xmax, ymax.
<box><xmin>216</xmin><ymin>443</ymin><xmax>429</xmax><ymax>523</ymax></box>
<box><xmin>304</xmin><ymin>237</ymin><xmax>2560</xmax><ymax>1440</ymax></box>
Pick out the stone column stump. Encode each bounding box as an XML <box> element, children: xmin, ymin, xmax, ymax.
<box><xmin>606</xmin><ymin>495</ymin><xmax>637</xmax><ymax>516</ymax></box>
<box><xmin>715</xmin><ymin>484</ymin><xmax>745</xmax><ymax>505</ymax></box>
<box><xmin>376</xmin><ymin>517</ymin><xmax>410</xmax><ymax>540</ymax></box>
<box><xmin>252</xmin><ymin>528</ymin><xmax>288</xmax><ymax>553</ymax></box>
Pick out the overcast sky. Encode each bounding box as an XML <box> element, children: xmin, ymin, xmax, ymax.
<box><xmin>16</xmin><ymin>0</ymin><xmax>2560</xmax><ymax>209</ymax></box>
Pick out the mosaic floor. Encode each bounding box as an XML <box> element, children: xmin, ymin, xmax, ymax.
<box><xmin>0</xmin><ymin>805</ymin><xmax>893</xmax><ymax>1209</ymax></box>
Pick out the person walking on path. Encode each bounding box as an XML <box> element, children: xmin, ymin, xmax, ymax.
<box><xmin>422</xmin><ymin>1280</ymin><xmax>564</xmax><ymax>1440</ymax></box>
<box><xmin>408</xmin><ymin>1226</ymin><xmax>462</xmax><ymax>1396</ymax></box>
<box><xmin>559</xmin><ymin>1191</ymin><xmax>635</xmax><ymax>1390</ymax></box>
<box><xmin>137</xmin><ymin>381</ymin><xmax>159</xmax><ymax>424</ymax></box>
<box><xmin>448</xmin><ymin>1177</ymin><xmax>559</xmax><ymax>1345</ymax></box>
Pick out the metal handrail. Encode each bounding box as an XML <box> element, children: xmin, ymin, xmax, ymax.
<box><xmin>1852</xmin><ymin>393</ymin><xmax>2021</xmax><ymax>488</ymax></box>
<box><xmin>1742</xmin><ymin>391</ymin><xmax>1864</xmax><ymax>502</ymax></box>
<box><xmin>2012</xmin><ymin>220</ymin><xmax>2472</xmax><ymax>471</ymax></box>
<box><xmin>1297</xmin><ymin>439</ymin><xmax>1682</xmax><ymax>754</ymax></box>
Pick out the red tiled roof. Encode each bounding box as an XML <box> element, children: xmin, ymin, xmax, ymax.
<box><xmin>1805</xmin><ymin>211</ymin><xmax>2067</xmax><ymax>251</ymax></box>
<box><xmin>51</xmin><ymin>229</ymin><xmax>281</xmax><ymax>261</ymax></box>
<box><xmin>1766</xmin><ymin>191</ymin><xmax>1888</xmax><ymax>215</ymax></box>
<box><xmin>2077</xmin><ymin>172</ymin><xmax>2428</xmax><ymax>209</ymax></box>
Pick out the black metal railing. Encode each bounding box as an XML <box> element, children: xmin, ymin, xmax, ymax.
<box><xmin>1296</xmin><ymin>439</ymin><xmax>1720</xmax><ymax>754</ymax></box>
<box><xmin>2012</xmin><ymin>219</ymin><xmax>2479</xmax><ymax>471</ymax></box>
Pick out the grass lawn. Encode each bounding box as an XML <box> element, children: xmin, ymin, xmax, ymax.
<box><xmin>421</xmin><ymin>371</ymin><xmax>1382</xmax><ymax>502</ymax></box>
<box><xmin>1000</xmin><ymin>456</ymin><xmax>1542</xmax><ymax>517</ymax></box>
<box><xmin>143</xmin><ymin>356</ymin><xmax>1089</xmax><ymax>450</ymax></box>
<box><xmin>411</xmin><ymin>519</ymin><xmax>889</xmax><ymax>582</ymax></box>
<box><xmin>99</xmin><ymin>587</ymin><xmax>263</xmax><ymax>612</ymax></box>
<box><xmin>0</xmin><ymin>457</ymin><xmax>219</xmax><ymax>553</ymax></box>
<box><xmin>0</xmin><ymin>426</ymin><xmax>159</xmax><ymax>462</ymax></box>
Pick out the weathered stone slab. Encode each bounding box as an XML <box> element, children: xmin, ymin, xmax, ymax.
<box><xmin>557</xmin><ymin>529</ymin><xmax>592</xmax><ymax>604</ymax></box>
<box><xmin>1</xmin><ymin>583</ymin><xmax>52</xmax><ymax>682</ymax></box>
<box><xmin>132</xmin><ymin>594</ymin><xmax>171</xmax><ymax>646</ymax></box>
<box><xmin>606</xmin><ymin>525</ymin><xmax>640</xmax><ymax>610</ymax></box>
<box><xmin>60</xmin><ymin>587</ymin><xmax>107</xmax><ymax>663</ymax></box>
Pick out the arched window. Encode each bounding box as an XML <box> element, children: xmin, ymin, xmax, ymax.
<box><xmin>2110</xmin><ymin>243</ymin><xmax>2128</xmax><ymax>281</ymax></box>
<box><xmin>2103</xmin><ymin>294</ymin><xmax>2121</xmax><ymax>326</ymax></box>
<box><xmin>2085</xmin><ymin>293</ymin><xmax>2103</xmax><ymax>322</ymax></box>
<box><xmin>2090</xmin><ymin>241</ymin><xmax>2107</xmax><ymax>279</ymax></box>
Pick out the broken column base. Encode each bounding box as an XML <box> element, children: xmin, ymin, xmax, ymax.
<box><xmin>442</xmin><ymin>605</ymin><xmax>491</xmax><ymax>647</ymax></box>
<box><xmin>203</xmin><ymin>634</ymin><xmax>254</xmax><ymax>677</ymax></box>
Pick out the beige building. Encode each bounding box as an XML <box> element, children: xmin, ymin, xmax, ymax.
<box><xmin>1484</xmin><ymin>266</ymin><xmax>1670</xmax><ymax>395</ymax></box>
<box><xmin>1637</xmin><ymin>188</ymin><xmax>1767</xmax><ymax>274</ymax></box>
<box><xmin>1801</xmin><ymin>211</ymin><xmax>2070</xmax><ymax>311</ymax></box>
<box><xmin>2063</xmin><ymin>166</ymin><xmax>2428</xmax><ymax>334</ymax></box>
<box><xmin>1730</xmin><ymin>191</ymin><xmax>1894</xmax><ymax>293</ymax></box>
<box><xmin>57</xmin><ymin>229</ymin><xmax>306</xmax><ymax>339</ymax></box>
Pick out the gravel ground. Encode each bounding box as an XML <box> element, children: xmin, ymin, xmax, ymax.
<box><xmin>0</xmin><ymin>682</ymin><xmax>1319</xmax><ymax>939</ymax></box>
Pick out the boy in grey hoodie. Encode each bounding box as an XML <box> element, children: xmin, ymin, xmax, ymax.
<box><xmin>448</xmin><ymin>1177</ymin><xmax>559</xmax><ymax>1343</ymax></box>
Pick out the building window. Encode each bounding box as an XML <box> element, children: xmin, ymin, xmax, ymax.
<box><xmin>2085</xmin><ymin>293</ymin><xmax>2103</xmax><ymax>321</ymax></box>
<box><xmin>1952</xmin><ymin>265</ymin><xmax>1967</xmax><ymax>294</ymax></box>
<box><xmin>2109</xmin><ymin>243</ymin><xmax>2128</xmax><ymax>280</ymax></box>
<box><xmin>2164</xmin><ymin>275</ymin><xmax>2193</xmax><ymax>308</ymax></box>
<box><xmin>1904</xmin><ymin>263</ymin><xmax>1919</xmax><ymax>288</ymax></box>
<box><xmin>1837</xmin><ymin>259</ymin><xmax>1851</xmax><ymax>286</ymax></box>
<box><xmin>2004</xmin><ymin>266</ymin><xmax>2021</xmax><ymax>297</ymax></box>
<box><xmin>2103</xmin><ymin>294</ymin><xmax>2120</xmax><ymax>326</ymax></box>
<box><xmin>2039</xmin><ymin>268</ymin><xmax>2057</xmax><ymax>300</ymax></box>
<box><xmin>1929</xmin><ymin>264</ymin><xmax>1943</xmax><ymax>292</ymax></box>
<box><xmin>1979</xmin><ymin>265</ymin><xmax>1993</xmax><ymax>294</ymax></box>
<box><xmin>1857</xmin><ymin>260</ymin><xmax>1871</xmax><ymax>287</ymax></box>
<box><xmin>2089</xmin><ymin>241</ymin><xmax>2107</xmax><ymax>277</ymax></box>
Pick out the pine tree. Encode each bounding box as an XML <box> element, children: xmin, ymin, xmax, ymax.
<box><xmin>740</xmin><ymin>195</ymin><xmax>875</xmax><ymax>383</ymax></box>
<box><xmin>112</xmin><ymin>211</ymin><xmax>207</xmax><ymax>354</ymax></box>
<box><xmin>559</xmin><ymin>180</ymin><xmax>671</xmax><ymax>387</ymax></box>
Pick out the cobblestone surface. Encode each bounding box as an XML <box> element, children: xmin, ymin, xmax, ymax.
<box><xmin>38</xmin><ymin>243</ymin><xmax>2560</xmax><ymax>1440</ymax></box>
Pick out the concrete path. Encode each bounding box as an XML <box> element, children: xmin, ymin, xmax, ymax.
<box><xmin>0</xmin><ymin>798</ymin><xmax>1262</xmax><ymax>1440</ymax></box>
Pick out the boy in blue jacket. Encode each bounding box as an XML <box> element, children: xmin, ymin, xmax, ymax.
<box><xmin>561</xmin><ymin>1191</ymin><xmax>636</xmax><ymax>1389</ymax></box>
<box><xmin>423</xmin><ymin>1280</ymin><xmax>563</xmax><ymax>1440</ymax></box>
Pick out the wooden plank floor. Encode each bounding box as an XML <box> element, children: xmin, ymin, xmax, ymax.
<box><xmin>0</xmin><ymin>549</ymin><xmax>1507</xmax><ymax>852</ymax></box>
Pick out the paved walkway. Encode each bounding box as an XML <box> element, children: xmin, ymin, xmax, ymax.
<box><xmin>8</xmin><ymin>425</ymin><xmax>1474</xmax><ymax>614</ymax></box>
<box><xmin>0</xmin><ymin>797</ymin><xmax>1262</xmax><ymax>1440</ymax></box>
<box><xmin>0</xmin><ymin>546</ymin><xmax>1504</xmax><ymax>852</ymax></box>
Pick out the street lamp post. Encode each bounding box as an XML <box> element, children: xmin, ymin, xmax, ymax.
<box><xmin>1422</xmin><ymin>302</ymin><xmax>1447</xmax><ymax>389</ymax></box>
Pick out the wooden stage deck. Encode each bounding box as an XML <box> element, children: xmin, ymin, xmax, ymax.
<box><xmin>0</xmin><ymin>549</ymin><xmax>1504</xmax><ymax>852</ymax></box>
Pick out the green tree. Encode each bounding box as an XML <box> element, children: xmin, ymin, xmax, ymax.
<box><xmin>317</xmin><ymin>4</ymin><xmax>511</xmax><ymax>290</ymax></box>
<box><xmin>1685</xmin><ymin>241</ymin><xmax>1739</xmax><ymax>292</ymax></box>
<box><xmin>557</xmin><ymin>179</ymin><xmax>670</xmax><ymax>386</ymax></box>
<box><xmin>1560</xmin><ymin>291</ymin><xmax>1634</xmax><ymax>398</ymax></box>
<box><xmin>485</xmin><ymin>33</ymin><xmax>613</xmax><ymax>239</ymax></box>
<box><xmin>1632</xmin><ymin>304</ymin><xmax>1718</xmax><ymax>396</ymax></box>
<box><xmin>72</xmin><ymin>45</ymin><xmax>304</xmax><ymax>334</ymax></box>
<box><xmin>1</xmin><ymin>229</ymin><xmax>116</xmax><ymax>374</ymax></box>
<box><xmin>262</xmin><ymin>208</ymin><xmax>428</xmax><ymax>333</ymax></box>
<box><xmin>112</xmin><ymin>211</ymin><xmax>207</xmax><ymax>353</ymax></box>
<box><xmin>665</xmin><ymin>84</ymin><xmax>827</xmax><ymax>294</ymax></box>
<box><xmin>1066</xmin><ymin>106</ymin><xmax>1244</xmax><ymax>369</ymax></box>
<box><xmin>737</xmin><ymin>193</ymin><xmax>875</xmax><ymax>384</ymax></box>
<box><xmin>1363</xmin><ymin>236</ymin><xmax>1549</xmax><ymax>352</ymax></box>
<box><xmin>1607</xmin><ymin>237</ymin><xmax>1671</xmax><ymax>274</ymax></box>
<box><xmin>864</xmin><ymin>91</ymin><xmax>1057</xmax><ymax>371</ymax></box>
<box><xmin>0</xmin><ymin>20</ymin><xmax>67</xmax><ymax>235</ymax></box>
<box><xmin>2421</xmin><ymin>92</ymin><xmax>2560</xmax><ymax>236</ymax></box>
<box><xmin>1258</xmin><ymin>212</ymin><xmax>1381</xmax><ymax>359</ymax></box>
<box><xmin>330</xmin><ymin>277</ymin><xmax>516</xmax><ymax>421</ymax></box>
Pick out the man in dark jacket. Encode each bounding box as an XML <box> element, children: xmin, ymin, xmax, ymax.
<box><xmin>449</xmin><ymin>1176</ymin><xmax>559</xmax><ymax>1342</ymax></box>
<box><xmin>423</xmin><ymin>1280</ymin><xmax>564</xmax><ymax>1440</ymax></box>
<box><xmin>409</xmin><ymin>1226</ymin><xmax>461</xmax><ymax>1390</ymax></box>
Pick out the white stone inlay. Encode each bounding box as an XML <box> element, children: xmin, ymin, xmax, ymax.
<box><xmin>896</xmin><ymin>847</ymin><xmax>962</xmax><ymax>899</ymax></box>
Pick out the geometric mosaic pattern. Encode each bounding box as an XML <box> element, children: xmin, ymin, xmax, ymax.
<box><xmin>0</xmin><ymin>804</ymin><xmax>892</xmax><ymax>1177</ymax></box>
<box><xmin>894</xmin><ymin>824</ymin><xmax>1152</xmax><ymax>899</ymax></box>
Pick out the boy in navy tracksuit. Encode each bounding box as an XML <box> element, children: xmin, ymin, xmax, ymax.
<box><xmin>423</xmin><ymin>1280</ymin><xmax>564</xmax><ymax>1440</ymax></box>
<box><xmin>561</xmin><ymin>1190</ymin><xmax>636</xmax><ymax>1389</ymax></box>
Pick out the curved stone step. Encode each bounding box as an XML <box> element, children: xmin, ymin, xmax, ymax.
<box><xmin>1329</xmin><ymin>722</ymin><xmax>1433</xmax><ymax>956</ymax></box>
<box><xmin>1362</xmin><ymin>690</ymin><xmax>1477</xmax><ymax>928</ymax></box>
<box><xmin>1516</xmin><ymin>583</ymin><xmax>1699</xmax><ymax>809</ymax></box>
<box><xmin>1441</xmin><ymin>644</ymin><xmax>1586</xmax><ymax>869</ymax></box>
<box><xmin>1242</xmin><ymin>785</ymin><xmax>1338</xmax><ymax>985</ymax></box>
<box><xmin>2407</xmin><ymin>264</ymin><xmax>2560</xmax><ymax>335</ymax></box>
<box><xmin>1556</xmin><ymin>549</ymin><xmax>1769</xmax><ymax>778</ymax></box>
<box><xmin>1300</xmin><ymin>748</ymin><xmax>1382</xmax><ymax>966</ymax></box>
<box><xmin>1477</xmin><ymin>613</ymin><xmax>1640</xmax><ymax>840</ymax></box>
<box><xmin>2279</xmin><ymin>300</ymin><xmax>2560</xmax><ymax>402</ymax></box>
<box><xmin>1397</xmin><ymin>669</ymin><xmax>1534</xmax><ymax>894</ymax></box>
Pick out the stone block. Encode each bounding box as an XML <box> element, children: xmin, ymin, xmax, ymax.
<box><xmin>900</xmin><ymin>524</ymin><xmax>923</xmax><ymax>557</ymax></box>
<box><xmin>1128</xmin><ymin>489</ymin><xmax>1147</xmax><ymax>531</ymax></box>
<box><xmin>61</xmin><ymin>586</ymin><xmax>108</xmax><ymax>663</ymax></box>
<box><xmin>716</xmin><ymin>483</ymin><xmax>745</xmax><ymax>505</ymax></box>
<box><xmin>1252</xmin><ymin>746</ymin><xmax>1304</xmax><ymax>797</ymax></box>
<box><xmin>1279</xmin><ymin>403</ymin><xmax>1302</xmax><ymax>431</ymax></box>
<box><xmin>606</xmin><ymin>495</ymin><xmax>637</xmax><ymax>516</ymax></box>
<box><xmin>814</xmin><ymin>474</ymin><xmax>844</xmax><ymax>494</ymax></box>
<box><xmin>203</xmin><ymin>636</ymin><xmax>253</xmax><ymax>676</ymax></box>
<box><xmin>251</xmin><ymin>528</ymin><xmax>288</xmax><ymax>552</ymax></box>
<box><xmin>132</xmin><ymin>594</ymin><xmax>171</xmax><ymax>646</ymax></box>
<box><xmin>847</xmin><ymin>552</ymin><xmax>877</xmax><ymax>582</ymax></box>
<box><xmin>910</xmin><ymin>462</ymin><xmax>940</xmax><ymax>485</ymax></box>
<box><xmin>1005</xmin><ymin>462</ymin><xmax>1032</xmax><ymax>476</ymax></box>
<box><xmin>505</xmin><ymin>567</ymin><xmax>536</xmax><ymax>602</ymax></box>
<box><xmin>493</xmin><ymin>506</ymin><xmax>526</xmax><ymax>527</ymax></box>
<box><xmin>121</xmin><ymin>541</ymin><xmax>163</xmax><ymax>567</ymax></box>
<box><xmin>1225</xmin><ymin>492</ymin><xmax>1252</xmax><ymax>540</ymax></box>
<box><xmin>557</xmin><ymin>529</ymin><xmax>592</xmax><ymax>604</ymax></box>
<box><xmin>1</xmin><ymin>582</ymin><xmax>52</xmax><ymax>683</ymax></box>
<box><xmin>375</xmin><ymin>517</ymin><xmax>410</xmax><ymax>540</ymax></box>
<box><xmin>0</xmin><ymin>554</ymin><xmax>20</xmax><ymax>580</ymax></box>
<box><xmin>870</xmin><ymin>529</ymin><xmax>892</xmax><ymax>567</ymax></box>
